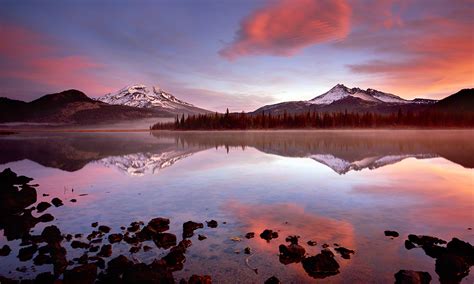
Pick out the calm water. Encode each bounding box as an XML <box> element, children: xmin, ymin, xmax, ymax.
<box><xmin>0</xmin><ymin>130</ymin><xmax>473</xmax><ymax>283</ymax></box>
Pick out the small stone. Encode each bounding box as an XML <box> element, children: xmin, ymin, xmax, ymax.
<box><xmin>244</xmin><ymin>247</ymin><xmax>252</xmax><ymax>254</ymax></box>
<box><xmin>91</xmin><ymin>222</ymin><xmax>98</xmax><ymax>228</ymax></box>
<box><xmin>260</xmin><ymin>229</ymin><xmax>278</xmax><ymax>241</ymax></box>
<box><xmin>51</xmin><ymin>198</ymin><xmax>63</xmax><ymax>207</ymax></box>
<box><xmin>108</xmin><ymin>233</ymin><xmax>123</xmax><ymax>244</ymax></box>
<box><xmin>245</xmin><ymin>232</ymin><xmax>255</xmax><ymax>239</ymax></box>
<box><xmin>98</xmin><ymin>225</ymin><xmax>111</xmax><ymax>234</ymax></box>
<box><xmin>36</xmin><ymin>202</ymin><xmax>51</xmax><ymax>213</ymax></box>
<box><xmin>70</xmin><ymin>199</ymin><xmax>77</xmax><ymax>203</ymax></box>
<box><xmin>385</xmin><ymin>230</ymin><xmax>400</xmax><ymax>238</ymax></box>
<box><xmin>206</xmin><ymin>220</ymin><xmax>218</xmax><ymax>228</ymax></box>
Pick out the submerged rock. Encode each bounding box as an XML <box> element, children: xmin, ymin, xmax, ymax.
<box><xmin>394</xmin><ymin>270</ymin><xmax>431</xmax><ymax>284</ymax></box>
<box><xmin>71</xmin><ymin>240</ymin><xmax>90</xmax><ymax>249</ymax></box>
<box><xmin>302</xmin><ymin>251</ymin><xmax>340</xmax><ymax>279</ymax></box>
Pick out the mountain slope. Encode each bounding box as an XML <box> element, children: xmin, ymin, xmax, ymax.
<box><xmin>97</xmin><ymin>84</ymin><xmax>211</xmax><ymax>115</ymax></box>
<box><xmin>0</xmin><ymin>89</ymin><xmax>171</xmax><ymax>124</ymax></box>
<box><xmin>431</xmin><ymin>88</ymin><xmax>474</xmax><ymax>113</ymax></box>
<box><xmin>253</xmin><ymin>84</ymin><xmax>437</xmax><ymax>115</ymax></box>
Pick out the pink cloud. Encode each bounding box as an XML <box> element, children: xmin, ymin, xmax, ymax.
<box><xmin>0</xmin><ymin>25</ymin><xmax>114</xmax><ymax>96</ymax></box>
<box><xmin>219</xmin><ymin>0</ymin><xmax>351</xmax><ymax>59</ymax></box>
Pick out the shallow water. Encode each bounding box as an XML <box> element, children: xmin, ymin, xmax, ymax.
<box><xmin>0</xmin><ymin>130</ymin><xmax>473</xmax><ymax>283</ymax></box>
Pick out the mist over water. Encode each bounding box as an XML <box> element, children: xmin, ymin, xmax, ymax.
<box><xmin>0</xmin><ymin>130</ymin><xmax>473</xmax><ymax>283</ymax></box>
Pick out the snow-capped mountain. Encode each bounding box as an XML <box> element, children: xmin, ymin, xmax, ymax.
<box><xmin>308</xmin><ymin>84</ymin><xmax>434</xmax><ymax>105</ymax></box>
<box><xmin>253</xmin><ymin>84</ymin><xmax>438</xmax><ymax>114</ymax></box>
<box><xmin>97</xmin><ymin>84</ymin><xmax>210</xmax><ymax>115</ymax></box>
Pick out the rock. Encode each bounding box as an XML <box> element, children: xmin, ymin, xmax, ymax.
<box><xmin>91</xmin><ymin>222</ymin><xmax>98</xmax><ymax>227</ymax></box>
<box><xmin>147</xmin><ymin>217</ymin><xmax>170</xmax><ymax>234</ymax></box>
<box><xmin>408</xmin><ymin>235</ymin><xmax>446</xmax><ymax>247</ymax></box>
<box><xmin>334</xmin><ymin>247</ymin><xmax>355</xmax><ymax>259</ymax></box>
<box><xmin>435</xmin><ymin>254</ymin><xmax>470</xmax><ymax>283</ymax></box>
<box><xmin>65</xmin><ymin>234</ymin><xmax>73</xmax><ymax>242</ymax></box>
<box><xmin>183</xmin><ymin>221</ymin><xmax>203</xmax><ymax>238</ymax></box>
<box><xmin>143</xmin><ymin>245</ymin><xmax>153</xmax><ymax>252</ymax></box>
<box><xmin>307</xmin><ymin>240</ymin><xmax>317</xmax><ymax>246</ymax></box>
<box><xmin>154</xmin><ymin>233</ymin><xmax>177</xmax><ymax>249</ymax></box>
<box><xmin>18</xmin><ymin>244</ymin><xmax>38</xmax><ymax>261</ymax></box>
<box><xmin>108</xmin><ymin>233</ymin><xmax>123</xmax><ymax>244</ymax></box>
<box><xmin>285</xmin><ymin>235</ymin><xmax>300</xmax><ymax>245</ymax></box>
<box><xmin>49</xmin><ymin>242</ymin><xmax>68</xmax><ymax>276</ymax></box>
<box><xmin>98</xmin><ymin>225</ymin><xmax>111</xmax><ymax>234</ymax></box>
<box><xmin>36</xmin><ymin>201</ymin><xmax>52</xmax><ymax>213</ymax></box>
<box><xmin>198</xmin><ymin>234</ymin><xmax>207</xmax><ymax>241</ymax></box>
<box><xmin>394</xmin><ymin>270</ymin><xmax>432</xmax><ymax>284</ymax></box>
<box><xmin>107</xmin><ymin>255</ymin><xmax>132</xmax><ymax>273</ymax></box>
<box><xmin>162</xmin><ymin>240</ymin><xmax>192</xmax><ymax>271</ymax></box>
<box><xmin>43</xmin><ymin>193</ymin><xmax>50</xmax><ymax>197</ymax></box>
<box><xmin>385</xmin><ymin>230</ymin><xmax>400</xmax><ymax>238</ymax></box>
<box><xmin>405</xmin><ymin>240</ymin><xmax>416</xmax><ymax>250</ymax></box>
<box><xmin>129</xmin><ymin>246</ymin><xmax>141</xmax><ymax>253</ymax></box>
<box><xmin>206</xmin><ymin>220</ymin><xmax>218</xmax><ymax>228</ymax></box>
<box><xmin>71</xmin><ymin>240</ymin><xmax>90</xmax><ymax>249</ymax></box>
<box><xmin>38</xmin><ymin>213</ymin><xmax>54</xmax><ymax>223</ymax></box>
<box><xmin>63</xmin><ymin>263</ymin><xmax>97</xmax><ymax>284</ymax></box>
<box><xmin>75</xmin><ymin>233</ymin><xmax>82</xmax><ymax>238</ymax></box>
<box><xmin>264</xmin><ymin>276</ymin><xmax>281</xmax><ymax>284</ymax></box>
<box><xmin>41</xmin><ymin>225</ymin><xmax>63</xmax><ymax>244</ymax></box>
<box><xmin>122</xmin><ymin>262</ymin><xmax>174</xmax><ymax>284</ymax></box>
<box><xmin>322</xmin><ymin>244</ymin><xmax>329</xmax><ymax>248</ymax></box>
<box><xmin>33</xmin><ymin>253</ymin><xmax>52</xmax><ymax>265</ymax></box>
<box><xmin>302</xmin><ymin>251</ymin><xmax>340</xmax><ymax>279</ymax></box>
<box><xmin>279</xmin><ymin>243</ymin><xmax>306</xmax><ymax>264</ymax></box>
<box><xmin>35</xmin><ymin>272</ymin><xmax>55</xmax><ymax>284</ymax></box>
<box><xmin>244</xmin><ymin>247</ymin><xmax>252</xmax><ymax>254</ymax></box>
<box><xmin>70</xmin><ymin>199</ymin><xmax>77</xmax><ymax>203</ymax></box>
<box><xmin>97</xmin><ymin>244</ymin><xmax>112</xmax><ymax>258</ymax></box>
<box><xmin>446</xmin><ymin>238</ymin><xmax>474</xmax><ymax>264</ymax></box>
<box><xmin>260</xmin><ymin>229</ymin><xmax>278</xmax><ymax>241</ymax></box>
<box><xmin>127</xmin><ymin>221</ymin><xmax>141</xmax><ymax>232</ymax></box>
<box><xmin>245</xmin><ymin>232</ymin><xmax>255</xmax><ymax>239</ymax></box>
<box><xmin>0</xmin><ymin>245</ymin><xmax>11</xmax><ymax>256</ymax></box>
<box><xmin>51</xmin><ymin>198</ymin><xmax>63</xmax><ymax>207</ymax></box>
<box><xmin>89</xmin><ymin>245</ymin><xmax>100</xmax><ymax>253</ymax></box>
<box><xmin>187</xmin><ymin>274</ymin><xmax>212</xmax><ymax>284</ymax></box>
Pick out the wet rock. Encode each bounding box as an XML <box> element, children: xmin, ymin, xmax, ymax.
<box><xmin>74</xmin><ymin>233</ymin><xmax>82</xmax><ymax>238</ymax></box>
<box><xmin>89</xmin><ymin>245</ymin><xmax>100</xmax><ymax>253</ymax></box>
<box><xmin>143</xmin><ymin>245</ymin><xmax>153</xmax><ymax>252</ymax></box>
<box><xmin>285</xmin><ymin>235</ymin><xmax>300</xmax><ymax>245</ymax></box>
<box><xmin>260</xmin><ymin>229</ymin><xmax>278</xmax><ymax>241</ymax></box>
<box><xmin>38</xmin><ymin>213</ymin><xmax>54</xmax><ymax>223</ymax></box>
<box><xmin>307</xmin><ymin>240</ymin><xmax>317</xmax><ymax>246</ymax></box>
<box><xmin>187</xmin><ymin>274</ymin><xmax>212</xmax><ymax>284</ymax></box>
<box><xmin>122</xmin><ymin>262</ymin><xmax>174</xmax><ymax>284</ymax></box>
<box><xmin>65</xmin><ymin>234</ymin><xmax>73</xmax><ymax>242</ymax></box>
<box><xmin>86</xmin><ymin>231</ymin><xmax>100</xmax><ymax>241</ymax></box>
<box><xmin>334</xmin><ymin>247</ymin><xmax>355</xmax><ymax>259</ymax></box>
<box><xmin>244</xmin><ymin>247</ymin><xmax>252</xmax><ymax>254</ymax></box>
<box><xmin>279</xmin><ymin>243</ymin><xmax>306</xmax><ymax>264</ymax></box>
<box><xmin>51</xmin><ymin>198</ymin><xmax>63</xmax><ymax>207</ymax></box>
<box><xmin>91</xmin><ymin>222</ymin><xmax>98</xmax><ymax>228</ymax></box>
<box><xmin>408</xmin><ymin>234</ymin><xmax>446</xmax><ymax>247</ymax></box>
<box><xmin>70</xmin><ymin>199</ymin><xmax>77</xmax><ymax>203</ymax></box>
<box><xmin>18</xmin><ymin>244</ymin><xmax>38</xmax><ymax>261</ymax></box>
<box><xmin>49</xmin><ymin>242</ymin><xmax>68</xmax><ymax>276</ymax></box>
<box><xmin>36</xmin><ymin>202</ymin><xmax>51</xmax><ymax>213</ymax></box>
<box><xmin>183</xmin><ymin>221</ymin><xmax>203</xmax><ymax>238</ymax></box>
<box><xmin>127</xmin><ymin>221</ymin><xmax>141</xmax><ymax>232</ymax></box>
<box><xmin>435</xmin><ymin>254</ymin><xmax>470</xmax><ymax>283</ymax></box>
<box><xmin>198</xmin><ymin>234</ymin><xmax>207</xmax><ymax>241</ymax></box>
<box><xmin>107</xmin><ymin>255</ymin><xmax>132</xmax><ymax>273</ymax></box>
<box><xmin>43</xmin><ymin>193</ymin><xmax>50</xmax><ymax>197</ymax></box>
<box><xmin>124</xmin><ymin>234</ymin><xmax>139</xmax><ymax>245</ymax></box>
<box><xmin>89</xmin><ymin>256</ymin><xmax>106</xmax><ymax>269</ymax></box>
<box><xmin>35</xmin><ymin>272</ymin><xmax>55</xmax><ymax>284</ymax></box>
<box><xmin>302</xmin><ymin>251</ymin><xmax>340</xmax><ymax>279</ymax></box>
<box><xmin>163</xmin><ymin>240</ymin><xmax>192</xmax><ymax>271</ymax></box>
<box><xmin>154</xmin><ymin>233</ymin><xmax>177</xmax><ymax>249</ymax></box>
<box><xmin>41</xmin><ymin>225</ymin><xmax>63</xmax><ymax>244</ymax></box>
<box><xmin>405</xmin><ymin>240</ymin><xmax>416</xmax><ymax>250</ymax></box>
<box><xmin>147</xmin><ymin>217</ymin><xmax>170</xmax><ymax>234</ymax></box>
<box><xmin>245</xmin><ymin>232</ymin><xmax>255</xmax><ymax>239</ymax></box>
<box><xmin>0</xmin><ymin>244</ymin><xmax>11</xmax><ymax>256</ymax></box>
<box><xmin>97</xmin><ymin>244</ymin><xmax>112</xmax><ymax>258</ymax></box>
<box><xmin>108</xmin><ymin>233</ymin><xmax>123</xmax><ymax>244</ymax></box>
<box><xmin>33</xmin><ymin>253</ymin><xmax>52</xmax><ymax>265</ymax></box>
<box><xmin>385</xmin><ymin>230</ymin><xmax>400</xmax><ymax>238</ymax></box>
<box><xmin>0</xmin><ymin>276</ymin><xmax>16</xmax><ymax>284</ymax></box>
<box><xmin>63</xmin><ymin>263</ymin><xmax>97</xmax><ymax>284</ymax></box>
<box><xmin>71</xmin><ymin>240</ymin><xmax>90</xmax><ymax>249</ymax></box>
<box><xmin>129</xmin><ymin>246</ymin><xmax>141</xmax><ymax>254</ymax></box>
<box><xmin>394</xmin><ymin>270</ymin><xmax>432</xmax><ymax>284</ymax></box>
<box><xmin>446</xmin><ymin>237</ymin><xmax>474</xmax><ymax>264</ymax></box>
<box><xmin>206</xmin><ymin>220</ymin><xmax>218</xmax><ymax>228</ymax></box>
<box><xmin>98</xmin><ymin>225</ymin><xmax>111</xmax><ymax>234</ymax></box>
<box><xmin>264</xmin><ymin>276</ymin><xmax>281</xmax><ymax>284</ymax></box>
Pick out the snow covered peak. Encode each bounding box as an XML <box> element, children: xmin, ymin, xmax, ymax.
<box><xmin>307</xmin><ymin>84</ymin><xmax>433</xmax><ymax>105</ymax></box>
<box><xmin>97</xmin><ymin>84</ymin><xmax>194</xmax><ymax>109</ymax></box>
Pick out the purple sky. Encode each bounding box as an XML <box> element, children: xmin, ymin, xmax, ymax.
<box><xmin>0</xmin><ymin>0</ymin><xmax>472</xmax><ymax>111</ymax></box>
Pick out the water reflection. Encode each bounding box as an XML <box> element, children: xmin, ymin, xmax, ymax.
<box><xmin>0</xmin><ymin>130</ymin><xmax>472</xmax><ymax>175</ymax></box>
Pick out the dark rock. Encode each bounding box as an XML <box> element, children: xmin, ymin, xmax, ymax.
<box><xmin>97</xmin><ymin>244</ymin><xmax>112</xmax><ymax>258</ymax></box>
<box><xmin>89</xmin><ymin>256</ymin><xmax>105</xmax><ymax>269</ymax></box>
<box><xmin>154</xmin><ymin>233</ymin><xmax>177</xmax><ymax>249</ymax></box>
<box><xmin>307</xmin><ymin>240</ymin><xmax>317</xmax><ymax>246</ymax></box>
<box><xmin>18</xmin><ymin>244</ymin><xmax>38</xmax><ymax>261</ymax></box>
<box><xmin>143</xmin><ymin>245</ymin><xmax>153</xmax><ymax>252</ymax></box>
<box><xmin>245</xmin><ymin>232</ymin><xmax>255</xmax><ymax>239</ymax></box>
<box><xmin>285</xmin><ymin>235</ymin><xmax>300</xmax><ymax>245</ymax></box>
<box><xmin>51</xmin><ymin>198</ymin><xmax>63</xmax><ymax>207</ymax></box>
<box><xmin>86</xmin><ymin>231</ymin><xmax>100</xmax><ymax>241</ymax></box>
<box><xmin>435</xmin><ymin>254</ymin><xmax>470</xmax><ymax>283</ymax></box>
<box><xmin>279</xmin><ymin>243</ymin><xmax>306</xmax><ymax>264</ymax></box>
<box><xmin>147</xmin><ymin>217</ymin><xmax>170</xmax><ymax>234</ymax></box>
<box><xmin>446</xmin><ymin>238</ymin><xmax>474</xmax><ymax>264</ymax></box>
<box><xmin>33</xmin><ymin>253</ymin><xmax>52</xmax><ymax>265</ymax></box>
<box><xmin>91</xmin><ymin>222</ymin><xmax>98</xmax><ymax>227</ymax></box>
<box><xmin>162</xmin><ymin>240</ymin><xmax>192</xmax><ymax>271</ymax></box>
<box><xmin>71</xmin><ymin>240</ymin><xmax>90</xmax><ymax>249</ymax></box>
<box><xmin>35</xmin><ymin>272</ymin><xmax>55</xmax><ymax>284</ymax></box>
<box><xmin>408</xmin><ymin>234</ymin><xmax>446</xmax><ymax>247</ymax></box>
<box><xmin>37</xmin><ymin>213</ymin><xmax>54</xmax><ymax>223</ymax></box>
<box><xmin>108</xmin><ymin>233</ymin><xmax>123</xmax><ymax>244</ymax></box>
<box><xmin>405</xmin><ymin>240</ymin><xmax>416</xmax><ymax>250</ymax></box>
<box><xmin>65</xmin><ymin>234</ymin><xmax>73</xmax><ymax>242</ymax></box>
<box><xmin>127</xmin><ymin>221</ymin><xmax>141</xmax><ymax>232</ymax></box>
<box><xmin>74</xmin><ymin>233</ymin><xmax>82</xmax><ymax>238</ymax></box>
<box><xmin>302</xmin><ymin>251</ymin><xmax>340</xmax><ymax>279</ymax></box>
<box><xmin>122</xmin><ymin>262</ymin><xmax>174</xmax><ymax>284</ymax></box>
<box><xmin>334</xmin><ymin>247</ymin><xmax>355</xmax><ymax>259</ymax></box>
<box><xmin>63</xmin><ymin>263</ymin><xmax>97</xmax><ymax>284</ymax></box>
<box><xmin>129</xmin><ymin>246</ymin><xmax>141</xmax><ymax>253</ymax></box>
<box><xmin>182</xmin><ymin>221</ymin><xmax>203</xmax><ymax>238</ymax></box>
<box><xmin>260</xmin><ymin>229</ymin><xmax>278</xmax><ymax>241</ymax></box>
<box><xmin>43</xmin><ymin>193</ymin><xmax>50</xmax><ymax>197</ymax></box>
<box><xmin>70</xmin><ymin>199</ymin><xmax>77</xmax><ymax>203</ymax></box>
<box><xmin>0</xmin><ymin>244</ymin><xmax>11</xmax><ymax>256</ymax></box>
<box><xmin>49</xmin><ymin>242</ymin><xmax>68</xmax><ymax>276</ymax></box>
<box><xmin>107</xmin><ymin>255</ymin><xmax>132</xmax><ymax>273</ymax></box>
<box><xmin>394</xmin><ymin>270</ymin><xmax>432</xmax><ymax>284</ymax></box>
<box><xmin>244</xmin><ymin>247</ymin><xmax>252</xmax><ymax>254</ymax></box>
<box><xmin>36</xmin><ymin>202</ymin><xmax>51</xmax><ymax>213</ymax></box>
<box><xmin>385</xmin><ymin>230</ymin><xmax>400</xmax><ymax>238</ymax></box>
<box><xmin>98</xmin><ymin>225</ymin><xmax>111</xmax><ymax>234</ymax></box>
<box><xmin>206</xmin><ymin>220</ymin><xmax>218</xmax><ymax>228</ymax></box>
<box><xmin>89</xmin><ymin>245</ymin><xmax>100</xmax><ymax>253</ymax></box>
<box><xmin>41</xmin><ymin>225</ymin><xmax>63</xmax><ymax>244</ymax></box>
<box><xmin>264</xmin><ymin>276</ymin><xmax>281</xmax><ymax>284</ymax></box>
<box><xmin>198</xmin><ymin>234</ymin><xmax>207</xmax><ymax>241</ymax></box>
<box><xmin>322</xmin><ymin>244</ymin><xmax>329</xmax><ymax>248</ymax></box>
<box><xmin>187</xmin><ymin>274</ymin><xmax>212</xmax><ymax>284</ymax></box>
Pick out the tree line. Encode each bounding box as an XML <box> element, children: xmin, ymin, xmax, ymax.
<box><xmin>150</xmin><ymin>109</ymin><xmax>474</xmax><ymax>130</ymax></box>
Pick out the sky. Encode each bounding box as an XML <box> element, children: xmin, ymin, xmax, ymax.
<box><xmin>0</xmin><ymin>0</ymin><xmax>473</xmax><ymax>112</ymax></box>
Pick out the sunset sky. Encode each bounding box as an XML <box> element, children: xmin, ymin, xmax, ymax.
<box><xmin>1</xmin><ymin>0</ymin><xmax>473</xmax><ymax>111</ymax></box>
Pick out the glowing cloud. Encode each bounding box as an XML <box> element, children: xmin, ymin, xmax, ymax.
<box><xmin>219</xmin><ymin>0</ymin><xmax>351</xmax><ymax>59</ymax></box>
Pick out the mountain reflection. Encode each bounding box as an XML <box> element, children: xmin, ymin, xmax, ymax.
<box><xmin>0</xmin><ymin>130</ymin><xmax>472</xmax><ymax>175</ymax></box>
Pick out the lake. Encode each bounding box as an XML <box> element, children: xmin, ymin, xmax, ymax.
<box><xmin>0</xmin><ymin>130</ymin><xmax>473</xmax><ymax>283</ymax></box>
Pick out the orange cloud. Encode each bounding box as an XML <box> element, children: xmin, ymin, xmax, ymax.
<box><xmin>0</xmin><ymin>25</ymin><xmax>113</xmax><ymax>96</ymax></box>
<box><xmin>219</xmin><ymin>0</ymin><xmax>351</xmax><ymax>59</ymax></box>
